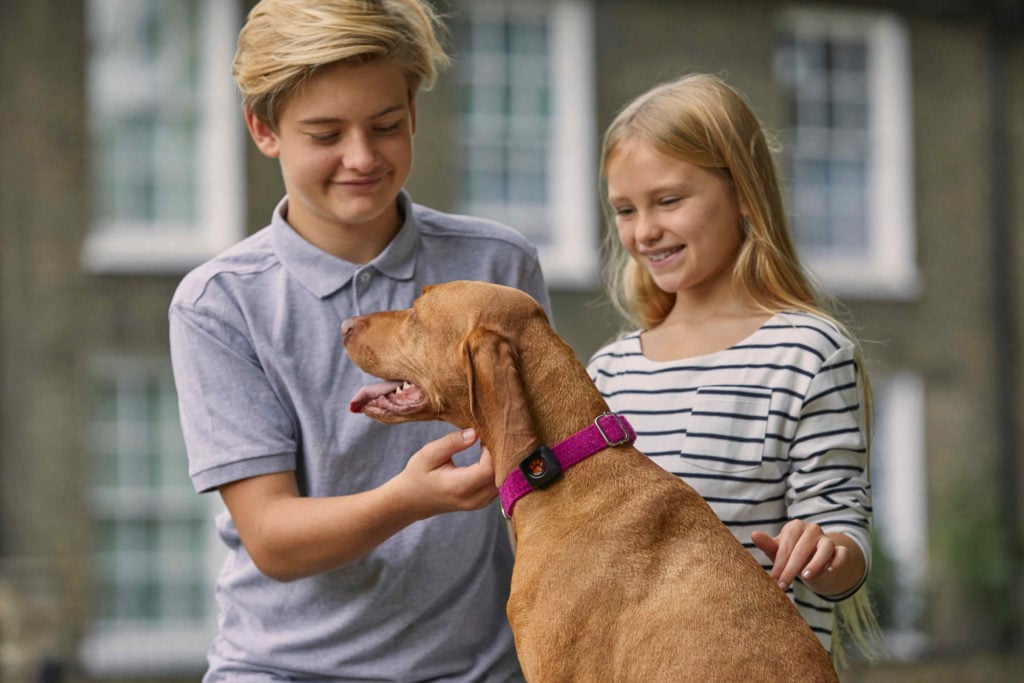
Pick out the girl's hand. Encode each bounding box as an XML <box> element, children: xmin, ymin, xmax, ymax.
<box><xmin>750</xmin><ymin>520</ymin><xmax>860</xmax><ymax>596</ymax></box>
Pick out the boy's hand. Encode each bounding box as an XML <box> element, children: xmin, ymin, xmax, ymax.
<box><xmin>396</xmin><ymin>428</ymin><xmax>499</xmax><ymax>519</ymax></box>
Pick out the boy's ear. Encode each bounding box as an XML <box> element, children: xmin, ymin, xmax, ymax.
<box><xmin>244</xmin><ymin>109</ymin><xmax>281</xmax><ymax>159</ymax></box>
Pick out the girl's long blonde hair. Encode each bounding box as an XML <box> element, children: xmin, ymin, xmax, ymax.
<box><xmin>601</xmin><ymin>72</ymin><xmax>880</xmax><ymax>664</ymax></box>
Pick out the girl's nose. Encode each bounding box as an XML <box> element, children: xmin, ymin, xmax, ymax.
<box><xmin>634</xmin><ymin>213</ymin><xmax>662</xmax><ymax>245</ymax></box>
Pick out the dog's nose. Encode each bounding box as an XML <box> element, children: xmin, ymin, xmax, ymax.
<box><xmin>341</xmin><ymin>318</ymin><xmax>355</xmax><ymax>337</ymax></box>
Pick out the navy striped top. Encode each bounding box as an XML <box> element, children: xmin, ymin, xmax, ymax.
<box><xmin>587</xmin><ymin>311</ymin><xmax>872</xmax><ymax>651</ymax></box>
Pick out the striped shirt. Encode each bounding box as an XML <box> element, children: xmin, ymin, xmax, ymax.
<box><xmin>586</xmin><ymin>311</ymin><xmax>872</xmax><ymax>651</ymax></box>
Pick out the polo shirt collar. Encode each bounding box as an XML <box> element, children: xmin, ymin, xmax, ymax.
<box><xmin>271</xmin><ymin>191</ymin><xmax>420</xmax><ymax>299</ymax></box>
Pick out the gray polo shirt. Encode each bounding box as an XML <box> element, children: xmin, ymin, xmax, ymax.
<box><xmin>169</xmin><ymin>192</ymin><xmax>549</xmax><ymax>681</ymax></box>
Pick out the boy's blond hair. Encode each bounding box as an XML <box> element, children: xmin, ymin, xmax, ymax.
<box><xmin>601</xmin><ymin>72</ymin><xmax>881</xmax><ymax>665</ymax></box>
<box><xmin>234</xmin><ymin>0</ymin><xmax>450</xmax><ymax>129</ymax></box>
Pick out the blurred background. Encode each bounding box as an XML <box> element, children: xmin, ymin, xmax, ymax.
<box><xmin>0</xmin><ymin>0</ymin><xmax>1022</xmax><ymax>680</ymax></box>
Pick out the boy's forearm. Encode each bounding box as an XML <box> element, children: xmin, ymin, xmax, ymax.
<box><xmin>221</xmin><ymin>474</ymin><xmax>423</xmax><ymax>582</ymax></box>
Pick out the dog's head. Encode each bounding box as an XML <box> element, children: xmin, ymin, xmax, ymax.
<box><xmin>343</xmin><ymin>280</ymin><xmax>548</xmax><ymax>456</ymax></box>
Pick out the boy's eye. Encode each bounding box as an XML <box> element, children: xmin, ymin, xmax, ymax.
<box><xmin>659</xmin><ymin>196</ymin><xmax>681</xmax><ymax>207</ymax></box>
<box><xmin>374</xmin><ymin>122</ymin><xmax>402</xmax><ymax>135</ymax></box>
<box><xmin>311</xmin><ymin>132</ymin><xmax>339</xmax><ymax>144</ymax></box>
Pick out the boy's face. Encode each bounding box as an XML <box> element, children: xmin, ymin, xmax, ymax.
<box><xmin>246</xmin><ymin>60</ymin><xmax>416</xmax><ymax>262</ymax></box>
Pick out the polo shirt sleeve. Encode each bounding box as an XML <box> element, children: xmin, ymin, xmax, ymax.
<box><xmin>785</xmin><ymin>342</ymin><xmax>873</xmax><ymax>598</ymax></box>
<box><xmin>170</xmin><ymin>291</ymin><xmax>297</xmax><ymax>494</ymax></box>
<box><xmin>516</xmin><ymin>255</ymin><xmax>552</xmax><ymax>320</ymax></box>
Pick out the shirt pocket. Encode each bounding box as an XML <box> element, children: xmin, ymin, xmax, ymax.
<box><xmin>678</xmin><ymin>386</ymin><xmax>771</xmax><ymax>473</ymax></box>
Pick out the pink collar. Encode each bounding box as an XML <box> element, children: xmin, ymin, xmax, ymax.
<box><xmin>498</xmin><ymin>412</ymin><xmax>636</xmax><ymax>518</ymax></box>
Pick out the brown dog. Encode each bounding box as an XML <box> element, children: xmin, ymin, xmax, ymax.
<box><xmin>342</xmin><ymin>280</ymin><xmax>838</xmax><ymax>682</ymax></box>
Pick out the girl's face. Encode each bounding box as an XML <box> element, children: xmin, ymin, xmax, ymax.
<box><xmin>246</xmin><ymin>59</ymin><xmax>415</xmax><ymax>262</ymax></box>
<box><xmin>606</xmin><ymin>139</ymin><xmax>745</xmax><ymax>301</ymax></box>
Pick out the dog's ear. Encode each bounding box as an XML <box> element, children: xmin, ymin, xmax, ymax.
<box><xmin>462</xmin><ymin>327</ymin><xmax>537</xmax><ymax>464</ymax></box>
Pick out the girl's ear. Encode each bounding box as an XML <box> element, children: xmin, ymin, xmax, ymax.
<box><xmin>737</xmin><ymin>193</ymin><xmax>750</xmax><ymax>219</ymax></box>
<box><xmin>244</xmin><ymin>109</ymin><xmax>281</xmax><ymax>159</ymax></box>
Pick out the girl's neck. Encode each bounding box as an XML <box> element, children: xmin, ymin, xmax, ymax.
<box><xmin>641</xmin><ymin>291</ymin><xmax>771</xmax><ymax>362</ymax></box>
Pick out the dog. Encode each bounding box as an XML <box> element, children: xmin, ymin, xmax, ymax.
<box><xmin>342</xmin><ymin>280</ymin><xmax>838</xmax><ymax>682</ymax></box>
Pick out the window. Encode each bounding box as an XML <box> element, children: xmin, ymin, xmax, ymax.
<box><xmin>775</xmin><ymin>9</ymin><xmax>918</xmax><ymax>298</ymax></box>
<box><xmin>870</xmin><ymin>371</ymin><xmax>927</xmax><ymax>658</ymax></box>
<box><xmin>453</xmin><ymin>0</ymin><xmax>598</xmax><ymax>288</ymax></box>
<box><xmin>83</xmin><ymin>0</ymin><xmax>243</xmax><ymax>274</ymax></box>
<box><xmin>79</xmin><ymin>356</ymin><xmax>220</xmax><ymax>675</ymax></box>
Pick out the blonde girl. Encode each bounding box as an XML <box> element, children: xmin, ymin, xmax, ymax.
<box><xmin>587</xmin><ymin>72</ymin><xmax>877</xmax><ymax>661</ymax></box>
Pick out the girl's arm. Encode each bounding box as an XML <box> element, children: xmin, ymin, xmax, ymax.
<box><xmin>772</xmin><ymin>341</ymin><xmax>873</xmax><ymax>599</ymax></box>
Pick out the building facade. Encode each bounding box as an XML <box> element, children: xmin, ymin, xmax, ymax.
<box><xmin>0</xmin><ymin>0</ymin><xmax>1022</xmax><ymax>680</ymax></box>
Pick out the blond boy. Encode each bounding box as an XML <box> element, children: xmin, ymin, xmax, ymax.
<box><xmin>170</xmin><ymin>1</ymin><xmax>547</xmax><ymax>679</ymax></box>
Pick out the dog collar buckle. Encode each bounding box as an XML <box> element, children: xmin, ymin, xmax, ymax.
<box><xmin>595</xmin><ymin>412</ymin><xmax>632</xmax><ymax>447</ymax></box>
<box><xmin>499</xmin><ymin>412</ymin><xmax>636</xmax><ymax>519</ymax></box>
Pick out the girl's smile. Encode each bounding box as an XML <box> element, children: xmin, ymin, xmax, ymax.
<box><xmin>606</xmin><ymin>138</ymin><xmax>745</xmax><ymax>301</ymax></box>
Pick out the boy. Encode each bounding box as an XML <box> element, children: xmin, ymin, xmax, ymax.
<box><xmin>169</xmin><ymin>1</ymin><xmax>548</xmax><ymax>680</ymax></box>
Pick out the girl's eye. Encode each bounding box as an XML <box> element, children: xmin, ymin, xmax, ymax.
<box><xmin>613</xmin><ymin>206</ymin><xmax>635</xmax><ymax>217</ymax></box>
<box><xmin>659</xmin><ymin>196</ymin><xmax>681</xmax><ymax>207</ymax></box>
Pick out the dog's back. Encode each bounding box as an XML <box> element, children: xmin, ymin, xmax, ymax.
<box><xmin>508</xmin><ymin>448</ymin><xmax>837</xmax><ymax>681</ymax></box>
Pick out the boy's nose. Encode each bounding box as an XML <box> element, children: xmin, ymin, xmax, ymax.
<box><xmin>342</xmin><ymin>134</ymin><xmax>377</xmax><ymax>171</ymax></box>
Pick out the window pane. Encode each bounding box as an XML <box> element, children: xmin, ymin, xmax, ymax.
<box><xmin>776</xmin><ymin>27</ymin><xmax>870</xmax><ymax>255</ymax></box>
<box><xmin>455</xmin><ymin>4</ymin><xmax>550</xmax><ymax>221</ymax></box>
<box><xmin>450</xmin><ymin>0</ymin><xmax>598</xmax><ymax>287</ymax></box>
<box><xmin>88</xmin><ymin>0</ymin><xmax>202</xmax><ymax>227</ymax></box>
<box><xmin>87</xmin><ymin>357</ymin><xmax>211</xmax><ymax>629</ymax></box>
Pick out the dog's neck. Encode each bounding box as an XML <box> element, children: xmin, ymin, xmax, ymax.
<box><xmin>485</xmin><ymin>323</ymin><xmax>612</xmax><ymax>486</ymax></box>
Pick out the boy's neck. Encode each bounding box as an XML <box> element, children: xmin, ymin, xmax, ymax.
<box><xmin>284</xmin><ymin>199</ymin><xmax>404</xmax><ymax>264</ymax></box>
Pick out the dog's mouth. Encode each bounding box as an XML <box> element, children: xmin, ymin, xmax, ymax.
<box><xmin>349</xmin><ymin>379</ymin><xmax>427</xmax><ymax>419</ymax></box>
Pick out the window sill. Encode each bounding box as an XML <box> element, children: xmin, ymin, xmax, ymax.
<box><xmin>79</xmin><ymin>624</ymin><xmax>211</xmax><ymax>676</ymax></box>
<box><xmin>81</xmin><ymin>225</ymin><xmax>241</xmax><ymax>276</ymax></box>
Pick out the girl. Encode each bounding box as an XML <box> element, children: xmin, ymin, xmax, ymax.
<box><xmin>587</xmin><ymin>73</ymin><xmax>875</xmax><ymax>658</ymax></box>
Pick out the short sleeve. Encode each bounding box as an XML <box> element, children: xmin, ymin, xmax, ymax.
<box><xmin>169</xmin><ymin>297</ymin><xmax>297</xmax><ymax>493</ymax></box>
<box><xmin>517</xmin><ymin>257</ymin><xmax>551</xmax><ymax>320</ymax></box>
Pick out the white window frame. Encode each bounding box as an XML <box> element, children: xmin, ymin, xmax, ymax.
<box><xmin>79</xmin><ymin>354</ymin><xmax>224</xmax><ymax>676</ymax></box>
<box><xmin>871</xmin><ymin>371</ymin><xmax>928</xmax><ymax>658</ymax></box>
<box><xmin>455</xmin><ymin>0</ymin><xmax>598</xmax><ymax>289</ymax></box>
<box><xmin>82</xmin><ymin>0</ymin><xmax>244</xmax><ymax>274</ymax></box>
<box><xmin>776</xmin><ymin>8</ymin><xmax>919</xmax><ymax>299</ymax></box>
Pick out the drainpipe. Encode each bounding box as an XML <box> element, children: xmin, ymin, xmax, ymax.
<box><xmin>988</xmin><ymin>0</ymin><xmax>1022</xmax><ymax>654</ymax></box>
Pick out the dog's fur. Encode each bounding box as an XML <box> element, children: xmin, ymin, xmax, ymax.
<box><xmin>343</xmin><ymin>280</ymin><xmax>838</xmax><ymax>682</ymax></box>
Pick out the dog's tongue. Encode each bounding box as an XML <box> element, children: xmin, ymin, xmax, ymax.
<box><xmin>349</xmin><ymin>380</ymin><xmax>403</xmax><ymax>413</ymax></box>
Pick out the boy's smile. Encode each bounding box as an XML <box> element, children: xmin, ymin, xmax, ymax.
<box><xmin>246</xmin><ymin>60</ymin><xmax>416</xmax><ymax>263</ymax></box>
